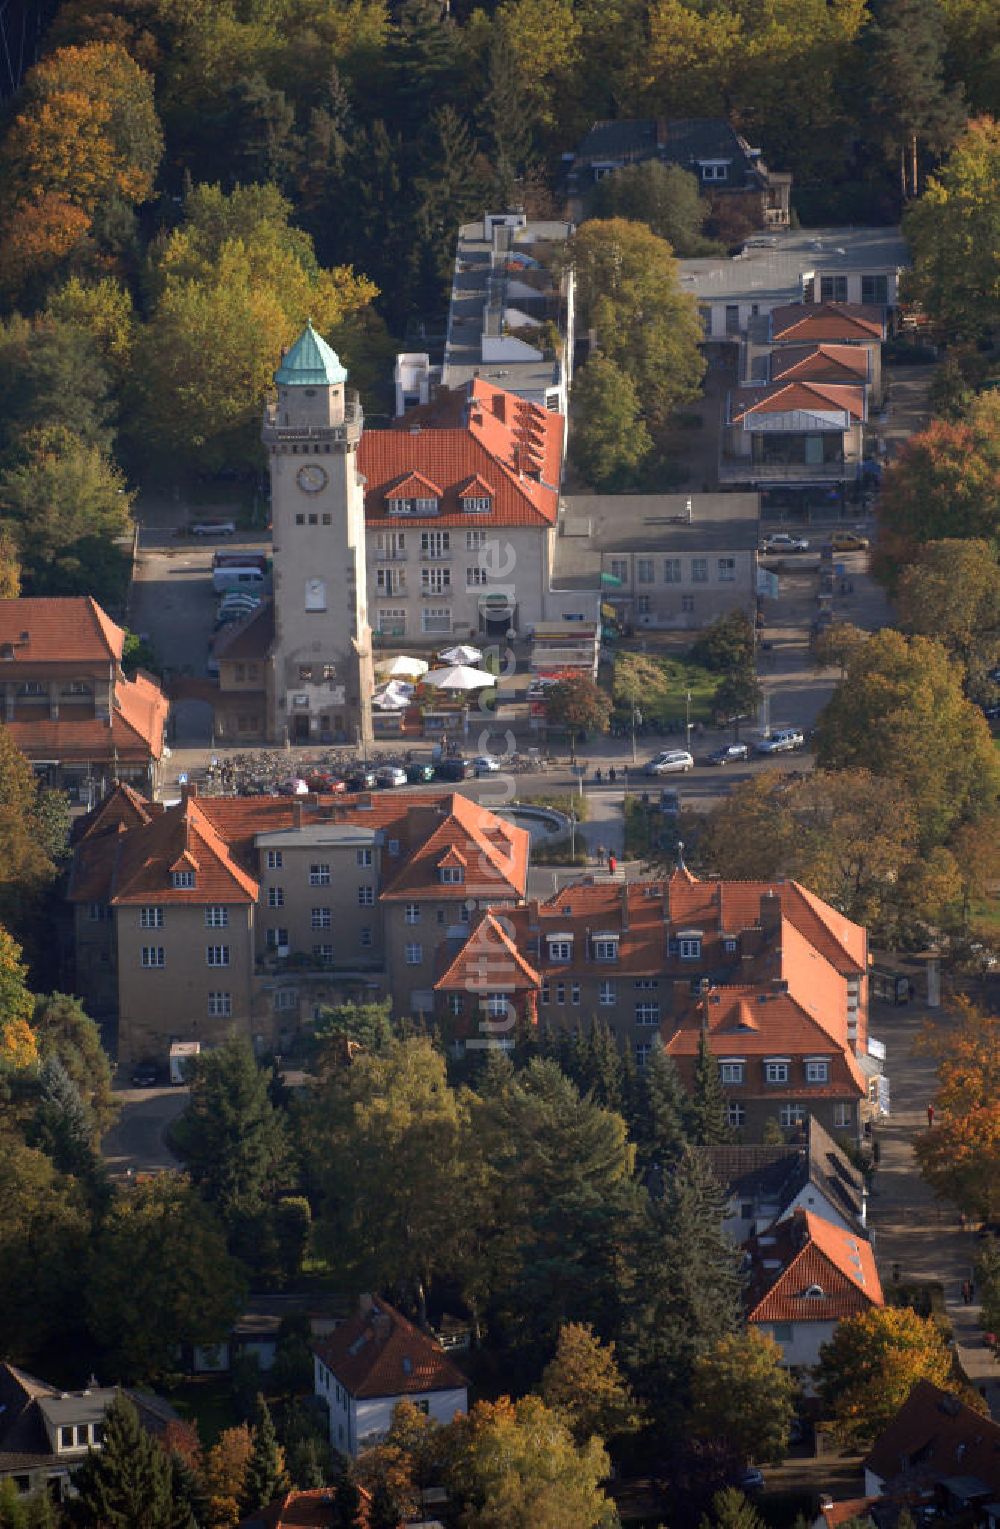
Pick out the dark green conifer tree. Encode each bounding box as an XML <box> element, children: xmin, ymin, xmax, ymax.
<box><xmin>691</xmin><ymin>1031</ymin><xmax>733</xmax><ymax>1145</ymax></box>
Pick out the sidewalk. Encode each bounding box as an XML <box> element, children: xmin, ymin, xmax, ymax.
<box><xmin>866</xmin><ymin>1001</ymin><xmax>1000</xmax><ymax>1417</ymax></box>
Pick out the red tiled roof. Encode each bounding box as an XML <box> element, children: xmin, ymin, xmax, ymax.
<box><xmin>862</xmin><ymin>1380</ymin><xmax>1000</xmax><ymax>1494</ymax></box>
<box><xmin>359</xmin><ymin>379</ymin><xmax>562</xmax><ymax>528</ymax></box>
<box><xmin>769</xmin><ymin>302</ymin><xmax>886</xmax><ymax>344</ymax></box>
<box><xmin>435</xmin><ymin>910</ymin><xmax>541</xmax><ymax>993</ymax></box>
<box><xmin>71</xmin><ymin>782</ymin><xmax>155</xmax><ymax>845</ymax></box>
<box><xmin>3</xmin><ymin>683</ymin><xmax>168</xmax><ymax>763</ymax></box>
<box><xmin>0</xmin><ymin>596</ymin><xmax>124</xmax><ymax>664</ymax></box>
<box><xmin>312</xmin><ymin>1297</ymin><xmax>467</xmax><ymax>1401</ymax></box>
<box><xmin>68</xmin><ymin>796</ymin><xmax>260</xmax><ymax>907</ymax></box>
<box><xmin>379</xmin><ymin>792</ymin><xmax>528</xmax><ymax>901</ymax></box>
<box><xmin>769</xmin><ymin>344</ymin><xmax>872</xmax><ymax>384</ymax></box>
<box><xmin>214</xmin><ymin>601</ymin><xmax>274</xmax><ymax>662</ymax></box>
<box><xmin>818</xmin><ymin>1499</ymin><xmax>877</xmax><ymax>1529</ymax></box>
<box><xmin>238</xmin><ymin>1486</ymin><xmax>358</xmax><ymax>1528</ymax></box>
<box><xmin>730</xmin><ymin>381</ymin><xmax>866</xmax><ymax>424</ymax></box>
<box><xmin>746</xmin><ymin>1209</ymin><xmax>882</xmax><ymax>1323</ymax></box>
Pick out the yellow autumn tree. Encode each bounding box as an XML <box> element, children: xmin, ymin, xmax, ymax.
<box><xmin>203</xmin><ymin>1424</ymin><xmax>253</xmax><ymax>1529</ymax></box>
<box><xmin>817</xmin><ymin>1308</ymin><xmax>966</xmax><ymax>1448</ymax></box>
<box><xmin>0</xmin><ymin>193</ymin><xmax>91</xmax><ymax>306</ymax></box>
<box><xmin>0</xmin><ymin>925</ymin><xmax>38</xmax><ymax>1069</ymax></box>
<box><xmin>914</xmin><ymin>1000</ymin><xmax>1000</xmax><ymax>1219</ymax></box>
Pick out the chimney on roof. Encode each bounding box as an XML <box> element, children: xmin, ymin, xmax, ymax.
<box><xmin>180</xmin><ymin>780</ymin><xmax>199</xmax><ymax>803</ymax></box>
<box><xmin>760</xmin><ymin>889</ymin><xmax>781</xmax><ymax>937</ymax></box>
<box><xmin>292</xmin><ymin>800</ymin><xmax>305</xmax><ymax>829</ymax></box>
<box><xmin>493</xmin><ymin>393</ymin><xmax>506</xmax><ymax>423</ymax></box>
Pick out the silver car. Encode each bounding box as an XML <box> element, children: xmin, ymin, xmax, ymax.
<box><xmin>645</xmin><ymin>749</ymin><xmax>694</xmax><ymax>775</ymax></box>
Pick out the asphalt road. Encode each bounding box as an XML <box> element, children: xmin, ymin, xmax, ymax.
<box><xmin>101</xmin><ymin>1084</ymin><xmax>187</xmax><ymax>1175</ymax></box>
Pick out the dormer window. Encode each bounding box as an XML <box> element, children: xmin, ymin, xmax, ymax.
<box><xmin>699</xmin><ymin>160</ymin><xmax>730</xmax><ymax>182</ymax></box>
<box><xmin>677</xmin><ymin>931</ymin><xmax>702</xmax><ymax>959</ymax></box>
<box><xmin>805</xmin><ymin>1058</ymin><xmax>830</xmax><ymax>1083</ymax></box>
<box><xmin>765</xmin><ymin>1059</ymin><xmax>790</xmax><ymax>1084</ymax></box>
<box><xmin>439</xmin><ymin>865</ymin><xmax>464</xmax><ymax>884</ymax></box>
<box><xmin>547</xmin><ymin>937</ymin><xmax>572</xmax><ymax>962</ymax></box>
<box><xmin>172</xmin><ymin>870</ymin><xmax>195</xmax><ymax>889</ymax></box>
<box><xmin>462</xmin><ymin>496</ymin><xmax>492</xmax><ymax>514</ymax></box>
<box><xmin>593</xmin><ymin>935</ymin><xmax>619</xmax><ymax>962</ymax></box>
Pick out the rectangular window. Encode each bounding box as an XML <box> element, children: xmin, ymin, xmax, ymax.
<box><xmin>720</xmin><ymin>1062</ymin><xmax>744</xmax><ymax>1084</ymax></box>
<box><xmin>637</xmin><ymin>595</ymin><xmax>651</xmax><ymax>616</ymax></box>
<box><xmin>772</xmin><ymin>1322</ymin><xmax>793</xmax><ymax>1342</ymax></box>
<box><xmin>420</xmin><ymin>531</ymin><xmax>450</xmax><ymax>558</ymax></box>
<box><xmin>206</xmin><ymin>945</ymin><xmax>230</xmax><ymax>967</ymax></box>
<box><xmin>266</xmin><ymin>849</ymin><xmax>283</xmax><ymax>869</ymax></box>
<box><xmin>360</xmin><ymin>926</ymin><xmax>373</xmax><ymax>948</ymax></box>
<box><xmin>608</xmin><ymin>558</ymin><xmax>629</xmax><ymax>584</ymax></box>
<box><xmin>765</xmin><ymin>1061</ymin><xmax>790</xmax><ymax>1084</ymax></box>
<box><xmin>636</xmin><ymin>557</ymin><xmax>654</xmax><ymax>584</ymax></box>
<box><xmin>205</xmin><ymin>905</ymin><xmax>228</xmax><ymax>927</ymax></box>
<box><xmin>139</xmin><ymin>907</ymin><xmax>163</xmax><ymax>928</ymax></box>
<box><xmin>678</xmin><ymin>937</ymin><xmax>702</xmax><ymax>959</ymax></box>
<box><xmin>449</xmin><ymin>994</ymin><xmax>463</xmax><ymax>1016</ymax></box>
<box><xmin>467</xmin><ymin>567</ymin><xmax>488</xmax><ymax>587</ymax></box>
<box><xmin>466</xmin><ymin>530</ymin><xmax>488</xmax><ymax>551</ymax></box>
<box><xmin>635</xmin><ymin>1041</ymin><xmax>652</xmax><ymax>1068</ymax></box>
<box><xmin>266</xmin><ymin>928</ymin><xmax>289</xmax><ymax>949</ymax></box>
<box><xmin>593</xmin><ymin>939</ymin><xmax>618</xmax><ymax>962</ymax></box>
<box><xmin>664</xmin><ymin>557</ymin><xmax>681</xmax><ymax>584</ymax></box>
<box><xmin>404</xmin><ymin>903</ymin><xmax>421</xmax><ymax>924</ymax></box>
<box><xmin>833</xmin><ymin>1102</ymin><xmax>851</xmax><ymax>1128</ymax></box>
<box><xmin>60</xmin><ymin>1427</ymin><xmax>73</xmax><ymax>1450</ymax></box>
<box><xmin>172</xmin><ymin>870</ymin><xmax>195</xmax><ymax>889</ymax></box>
<box><xmin>313</xmin><ymin>943</ymin><xmax>334</xmax><ymax>962</ymax></box>
<box><xmin>208</xmin><ymin>991</ymin><xmax>232</xmax><ymax>1017</ymax></box>
<box><xmin>405</xmin><ymin>943</ymin><xmax>422</xmax><ymax>965</ymax></box>
<box><xmin>571</xmin><ymin>983</ymin><xmax>580</xmax><ymax>1005</ymax></box>
<box><xmin>309</xmin><ymin>863</ymin><xmax>331</xmax><ymax>886</ymax></box>
<box><xmin>422</xmin><ymin>607</ymin><xmax>451</xmax><ymax>635</ymax></box>
<box><xmin>805</xmin><ymin>1059</ymin><xmax>829</xmax><ymax>1083</ymax></box>
<box><xmin>691</xmin><ymin>559</ymin><xmax>708</xmax><ymax>584</ymax></box>
<box><xmin>717</xmin><ymin>557</ymin><xmax>736</xmax><ymax>582</ymax></box>
<box><xmin>485</xmin><ymin>993</ymin><xmax>509</xmax><ymax>1018</ymax></box>
<box><xmin>273</xmin><ymin>988</ymin><xmax>298</xmax><ymax>1011</ymax></box>
<box><xmin>379</xmin><ymin>608</ymin><xmax>407</xmax><ymax>636</ymax></box>
<box><xmin>861</xmin><ymin>273</ymin><xmax>888</xmax><ymax>306</ymax></box>
<box><xmin>439</xmin><ymin>866</ymin><xmax>464</xmax><ymax>884</ymax></box>
<box><xmin>140</xmin><ymin>946</ymin><xmax>165</xmax><ymax>968</ymax></box>
<box><xmin>780</xmin><ymin>1103</ymin><xmax>805</xmax><ymax>1128</ymax></box>
<box><xmin>599</xmin><ymin>980</ymin><xmax>617</xmax><ymax>1006</ymax></box>
<box><xmin>555</xmin><ymin>982</ymin><xmax>565</xmax><ymax>1004</ymax></box>
<box><xmin>821</xmin><ymin>274</ymin><xmax>848</xmax><ymax>302</ymax></box>
<box><xmin>376</xmin><ymin>567</ymin><xmax>404</xmax><ymax>594</ymax></box>
<box><xmin>268</xmin><ymin>887</ymin><xmax>284</xmax><ymax>907</ymax></box>
<box><xmin>547</xmin><ymin>940</ymin><xmax>571</xmax><ymax>962</ymax></box>
<box><xmin>634</xmin><ymin>979</ymin><xmax>659</xmax><ymax>990</ymax></box>
<box><xmin>725</xmin><ymin>304</ymin><xmax>740</xmax><ymax>335</ymax></box>
<box><xmin>311</xmin><ymin>907</ymin><xmax>332</xmax><ymax>929</ymax></box>
<box><xmin>358</xmin><ymin>886</ymin><xmax>375</xmax><ymax>906</ymax></box>
<box><xmin>541</xmin><ymin>982</ymin><xmax>550</xmax><ymax>1004</ymax></box>
<box><xmin>681</xmin><ymin>595</ymin><xmax>695</xmax><ymax>613</ymax></box>
<box><xmin>421</xmin><ymin>567</ymin><xmax>451</xmax><ymax>594</ymax></box>
<box><xmin>356</xmin><ymin>848</ymin><xmax>373</xmax><ymax>868</ymax></box>
<box><xmin>724</xmin><ymin>937</ymin><xmax>737</xmax><ymax>954</ymax></box>
<box><xmin>462</xmin><ymin>496</ymin><xmax>492</xmax><ymax>514</ymax></box>
<box><xmin>635</xmin><ymin>1002</ymin><xmax>661</xmax><ymax>1026</ymax></box>
<box><xmin>727</xmin><ymin>1101</ymin><xmax>746</xmax><ymax>1128</ymax></box>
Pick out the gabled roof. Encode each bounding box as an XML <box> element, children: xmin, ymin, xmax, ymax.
<box><xmin>312</xmin><ymin>1297</ymin><xmax>467</xmax><ymax>1401</ymax></box>
<box><xmin>769</xmin><ymin>302</ymin><xmax>885</xmax><ymax>344</ymax></box>
<box><xmin>769</xmin><ymin>344</ymin><xmax>872</xmax><ymax>385</ymax></box>
<box><xmin>71</xmin><ymin>781</ymin><xmax>156</xmax><ymax>846</ymax></box>
<box><xmin>730</xmin><ymin>381</ymin><xmax>866</xmax><ymax>424</ymax></box>
<box><xmin>380</xmin><ymin>793</ymin><xmax>528</xmax><ymax>901</ymax></box>
<box><xmin>359</xmin><ymin>379</ymin><xmax>562</xmax><ymax>528</ymax></box>
<box><xmin>214</xmin><ymin>600</ymin><xmax>274</xmax><ymax>663</ymax></box>
<box><xmin>435</xmin><ymin>910</ymin><xmax>541</xmax><ymax>993</ymax></box>
<box><xmin>862</xmin><ymin>1380</ymin><xmax>1000</xmax><ymax>1495</ymax></box>
<box><xmin>274</xmin><ymin>322</ymin><xmax>347</xmax><ymax>387</ymax></box>
<box><xmin>746</xmin><ymin>1208</ymin><xmax>882</xmax><ymax>1323</ymax></box>
<box><xmin>0</xmin><ymin>595</ymin><xmax>124</xmax><ymax>665</ymax></box>
<box><xmin>3</xmin><ymin>667</ymin><xmax>169</xmax><ymax>764</ymax></box>
<box><xmin>69</xmin><ymin>796</ymin><xmax>259</xmax><ymax>906</ymax></box>
<box><xmin>238</xmin><ymin>1488</ymin><xmax>342</xmax><ymax>1528</ymax></box>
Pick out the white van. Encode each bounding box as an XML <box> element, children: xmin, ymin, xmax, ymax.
<box><xmin>212</xmin><ymin>565</ymin><xmax>266</xmax><ymax>594</ymax></box>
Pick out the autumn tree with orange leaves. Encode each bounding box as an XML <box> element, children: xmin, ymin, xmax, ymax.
<box><xmin>817</xmin><ymin>1307</ymin><xmax>966</xmax><ymax>1449</ymax></box>
<box><xmin>914</xmin><ymin>1000</ymin><xmax>1000</xmax><ymax>1220</ymax></box>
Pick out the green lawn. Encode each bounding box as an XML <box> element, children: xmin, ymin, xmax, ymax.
<box><xmin>612</xmin><ymin>651</ymin><xmax>719</xmax><ymax>726</ymax></box>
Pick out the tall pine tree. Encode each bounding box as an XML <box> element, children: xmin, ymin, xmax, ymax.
<box><xmin>691</xmin><ymin>1031</ymin><xmax>733</xmax><ymax>1146</ymax></box>
<box><xmin>638</xmin><ymin>1041</ymin><xmax>692</xmax><ymax>1170</ymax></box>
<box><xmin>68</xmin><ymin>1394</ymin><xmax>178</xmax><ymax>1529</ymax></box>
<box><xmin>239</xmin><ymin>1396</ymin><xmax>289</xmax><ymax>1516</ymax></box>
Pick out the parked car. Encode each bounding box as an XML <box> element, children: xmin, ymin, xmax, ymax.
<box><xmin>304</xmin><ymin>771</ymin><xmax>346</xmax><ymax>794</ymax></box>
<box><xmin>376</xmin><ymin>765</ymin><xmax>408</xmax><ymax>788</ymax></box>
<box><xmin>435</xmin><ymin>757</ymin><xmax>475</xmax><ymax>781</ymax></box>
<box><xmin>706</xmin><ymin>742</ymin><xmax>750</xmax><ymax>765</ymax></box>
<box><xmin>645</xmin><ymin>749</ymin><xmax>694</xmax><ymax>775</ymax></box>
<box><xmin>344</xmin><ymin>767</ymin><xmax>377</xmax><ymax>791</ymax></box>
<box><xmin>659</xmin><ymin>789</ymin><xmax>681</xmax><ymax>814</ymax></box>
<box><xmin>828</xmin><ymin>530</ymin><xmax>869</xmax><ymax>552</ymax></box>
<box><xmin>473</xmin><ymin>754</ymin><xmax>501</xmax><ymax>776</ymax></box>
<box><xmin>218</xmin><ymin>590</ymin><xmax>260</xmax><ymax>612</ymax></box>
<box><xmin>130</xmin><ymin>1063</ymin><xmax>160</xmax><ymax>1087</ymax></box>
<box><xmin>189</xmin><ymin>518</ymin><xmax>236</xmax><ymax>536</ymax></box>
<box><xmin>756</xmin><ymin>728</ymin><xmax>805</xmax><ymax>754</ymax></box>
<box><xmin>761</xmin><ymin>533</ymin><xmax>809</xmax><ymax>553</ymax></box>
<box><xmin>405</xmin><ymin>761</ymin><xmax>435</xmax><ymax>783</ymax></box>
<box><xmin>738</xmin><ymin>1469</ymin><xmax>765</xmax><ymax>1492</ymax></box>
<box><xmin>276</xmin><ymin>777</ymin><xmax>309</xmax><ymax>796</ymax></box>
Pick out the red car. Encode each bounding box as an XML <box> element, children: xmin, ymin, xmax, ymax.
<box><xmin>304</xmin><ymin>771</ymin><xmax>347</xmax><ymax>794</ymax></box>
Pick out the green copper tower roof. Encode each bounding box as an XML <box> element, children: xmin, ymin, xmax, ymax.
<box><xmin>275</xmin><ymin>321</ymin><xmax>347</xmax><ymax>386</ymax></box>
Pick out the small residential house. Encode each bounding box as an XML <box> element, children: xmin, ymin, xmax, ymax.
<box><xmin>740</xmin><ymin>302</ymin><xmax>886</xmax><ymax>407</ymax></box>
<box><xmin>746</xmin><ymin>1208</ymin><xmax>883</xmax><ymax>1372</ymax></box>
<box><xmin>212</xmin><ymin>602</ymin><xmax>275</xmax><ymax>747</ymax></box>
<box><xmin>0</xmin><ymin>596</ymin><xmax>169</xmax><ymax>799</ymax></box>
<box><xmin>813</xmin><ymin>1498</ymin><xmax>878</xmax><ymax>1529</ymax></box>
<box><xmin>312</xmin><ymin>1296</ymin><xmax>468</xmax><ymax>1457</ymax></box>
<box><xmin>720</xmin><ymin>379</ymin><xmax>867</xmax><ymax>496</ymax></box>
<box><xmin>565</xmin><ymin>117</ymin><xmax>792</xmax><ymax>228</ymax></box>
<box><xmin>698</xmin><ymin>1114</ymin><xmax>867</xmax><ymax>1243</ymax></box>
<box><xmin>0</xmin><ymin>1363</ymin><xmax>177</xmax><ymax>1502</ymax></box>
<box><xmin>862</xmin><ymin>1381</ymin><xmax>1000</xmax><ymax>1513</ymax></box>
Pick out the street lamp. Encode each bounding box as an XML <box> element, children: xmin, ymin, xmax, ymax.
<box><xmin>685</xmin><ymin>689</ymin><xmax>693</xmax><ymax>752</ymax></box>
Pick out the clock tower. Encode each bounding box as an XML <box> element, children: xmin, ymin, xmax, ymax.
<box><xmin>263</xmin><ymin>323</ymin><xmax>373</xmax><ymax>747</ymax></box>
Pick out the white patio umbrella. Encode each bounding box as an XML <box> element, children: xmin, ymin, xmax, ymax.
<box><xmin>439</xmin><ymin>643</ymin><xmax>482</xmax><ymax>666</ymax></box>
<box><xmin>423</xmin><ymin>664</ymin><xmax>497</xmax><ymax>691</ymax></box>
<box><xmin>376</xmin><ymin>654</ymin><xmax>429</xmax><ymax>679</ymax></box>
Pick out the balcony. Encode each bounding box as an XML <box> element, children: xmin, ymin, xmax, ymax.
<box><xmin>719</xmin><ymin>454</ymin><xmax>855</xmax><ymax>484</ymax></box>
<box><xmin>262</xmin><ymin>399</ymin><xmax>362</xmax><ymax>447</ymax></box>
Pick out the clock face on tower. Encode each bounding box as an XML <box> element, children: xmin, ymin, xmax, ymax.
<box><xmin>296</xmin><ymin>463</ymin><xmax>328</xmax><ymax>494</ymax></box>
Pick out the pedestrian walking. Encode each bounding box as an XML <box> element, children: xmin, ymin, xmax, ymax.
<box><xmin>608</xmin><ymin>766</ymin><xmax>617</xmax><ymax>783</ymax></box>
<box><xmin>596</xmin><ymin>843</ymin><xmax>606</xmax><ymax>866</ymax></box>
<box><xmin>927</xmin><ymin>1103</ymin><xmax>935</xmax><ymax>1127</ymax></box>
<box><xmin>608</xmin><ymin>852</ymin><xmax>618</xmax><ymax>876</ymax></box>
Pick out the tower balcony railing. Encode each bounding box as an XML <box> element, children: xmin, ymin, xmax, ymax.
<box><xmin>262</xmin><ymin>400</ymin><xmax>363</xmax><ymax>444</ymax></box>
